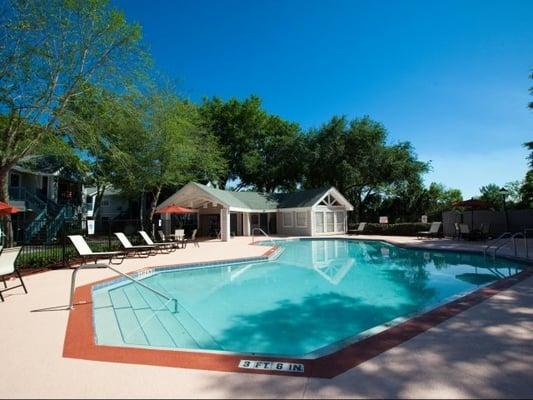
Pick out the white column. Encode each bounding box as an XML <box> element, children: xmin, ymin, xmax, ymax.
<box><xmin>243</xmin><ymin>213</ymin><xmax>251</xmax><ymax>236</ymax></box>
<box><xmin>220</xmin><ymin>208</ymin><xmax>230</xmax><ymax>241</ymax></box>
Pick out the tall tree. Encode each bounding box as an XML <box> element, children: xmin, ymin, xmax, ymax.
<box><xmin>304</xmin><ymin>116</ymin><xmax>429</xmax><ymax>221</ymax></box>
<box><xmin>199</xmin><ymin>95</ymin><xmax>266</xmax><ymax>188</ymax></box>
<box><xmin>238</xmin><ymin>115</ymin><xmax>305</xmax><ymax>192</ymax></box>
<box><xmin>524</xmin><ymin>141</ymin><xmax>533</xmax><ymax>169</ymax></box>
<box><xmin>479</xmin><ymin>182</ymin><xmax>520</xmax><ymax>209</ymax></box>
<box><xmin>0</xmin><ymin>0</ymin><xmax>147</xmax><ymax>204</ymax></box>
<box><xmin>111</xmin><ymin>93</ymin><xmax>227</xmax><ymax>221</ymax></box>
<box><xmin>60</xmin><ymin>84</ymin><xmax>142</xmax><ymax>219</ymax></box>
<box><xmin>520</xmin><ymin>171</ymin><xmax>533</xmax><ymax>208</ymax></box>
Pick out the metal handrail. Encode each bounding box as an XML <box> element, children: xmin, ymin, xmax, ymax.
<box><xmin>484</xmin><ymin>232</ymin><xmax>512</xmax><ymax>257</ymax></box>
<box><xmin>510</xmin><ymin>232</ymin><xmax>528</xmax><ymax>258</ymax></box>
<box><xmin>69</xmin><ymin>263</ymin><xmax>178</xmax><ymax>313</ymax></box>
<box><xmin>251</xmin><ymin>227</ymin><xmax>276</xmax><ymax>246</ymax></box>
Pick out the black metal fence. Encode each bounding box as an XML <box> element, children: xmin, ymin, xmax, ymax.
<box><xmin>0</xmin><ymin>217</ymin><xmax>198</xmax><ymax>269</ymax></box>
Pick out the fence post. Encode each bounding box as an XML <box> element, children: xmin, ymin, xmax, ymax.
<box><xmin>61</xmin><ymin>221</ymin><xmax>66</xmax><ymax>268</ymax></box>
<box><xmin>108</xmin><ymin>221</ymin><xmax>111</xmax><ymax>251</ymax></box>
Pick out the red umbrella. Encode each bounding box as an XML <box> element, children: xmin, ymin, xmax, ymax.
<box><xmin>155</xmin><ymin>204</ymin><xmax>195</xmax><ymax>214</ymax></box>
<box><xmin>0</xmin><ymin>201</ymin><xmax>20</xmax><ymax>215</ymax></box>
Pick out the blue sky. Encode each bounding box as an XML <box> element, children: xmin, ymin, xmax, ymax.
<box><xmin>116</xmin><ymin>0</ymin><xmax>532</xmax><ymax>198</ymax></box>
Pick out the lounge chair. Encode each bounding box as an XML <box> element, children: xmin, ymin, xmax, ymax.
<box><xmin>459</xmin><ymin>224</ymin><xmax>477</xmax><ymax>241</ymax></box>
<box><xmin>68</xmin><ymin>235</ymin><xmax>126</xmax><ymax>265</ymax></box>
<box><xmin>157</xmin><ymin>230</ymin><xmax>168</xmax><ymax>242</ymax></box>
<box><xmin>114</xmin><ymin>232</ymin><xmax>156</xmax><ymax>257</ymax></box>
<box><xmin>0</xmin><ymin>247</ymin><xmax>28</xmax><ymax>302</ymax></box>
<box><xmin>183</xmin><ymin>228</ymin><xmax>199</xmax><ymax>248</ymax></box>
<box><xmin>417</xmin><ymin>222</ymin><xmax>442</xmax><ymax>239</ymax></box>
<box><xmin>453</xmin><ymin>222</ymin><xmax>461</xmax><ymax>240</ymax></box>
<box><xmin>479</xmin><ymin>223</ymin><xmax>491</xmax><ymax>240</ymax></box>
<box><xmin>138</xmin><ymin>231</ymin><xmax>175</xmax><ymax>253</ymax></box>
<box><xmin>350</xmin><ymin>222</ymin><xmax>366</xmax><ymax>235</ymax></box>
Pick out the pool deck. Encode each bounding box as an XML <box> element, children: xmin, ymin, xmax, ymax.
<box><xmin>1</xmin><ymin>235</ymin><xmax>533</xmax><ymax>399</ymax></box>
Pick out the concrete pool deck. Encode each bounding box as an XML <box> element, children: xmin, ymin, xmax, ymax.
<box><xmin>1</xmin><ymin>235</ymin><xmax>533</xmax><ymax>399</ymax></box>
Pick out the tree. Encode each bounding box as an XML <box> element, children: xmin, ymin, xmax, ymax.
<box><xmin>524</xmin><ymin>141</ymin><xmax>533</xmax><ymax>170</ymax></box>
<box><xmin>520</xmin><ymin>171</ymin><xmax>533</xmax><ymax>208</ymax></box>
<box><xmin>111</xmin><ymin>93</ymin><xmax>227</xmax><ymax>221</ymax></box>
<box><xmin>60</xmin><ymin>84</ymin><xmax>142</xmax><ymax>219</ymax></box>
<box><xmin>199</xmin><ymin>95</ymin><xmax>305</xmax><ymax>192</ymax></box>
<box><xmin>304</xmin><ymin>116</ymin><xmax>429</xmax><ymax>221</ymax></box>
<box><xmin>426</xmin><ymin>182</ymin><xmax>463</xmax><ymax>215</ymax></box>
<box><xmin>0</xmin><ymin>0</ymin><xmax>147</xmax><ymax>204</ymax></box>
<box><xmin>238</xmin><ymin>115</ymin><xmax>305</xmax><ymax>192</ymax></box>
<box><xmin>198</xmin><ymin>95</ymin><xmax>266</xmax><ymax>188</ymax></box>
<box><xmin>479</xmin><ymin>182</ymin><xmax>520</xmax><ymax>209</ymax></box>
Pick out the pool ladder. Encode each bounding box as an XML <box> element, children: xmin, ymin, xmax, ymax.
<box><xmin>69</xmin><ymin>263</ymin><xmax>178</xmax><ymax>313</ymax></box>
<box><xmin>251</xmin><ymin>227</ymin><xmax>276</xmax><ymax>246</ymax></box>
<box><xmin>484</xmin><ymin>231</ymin><xmax>529</xmax><ymax>259</ymax></box>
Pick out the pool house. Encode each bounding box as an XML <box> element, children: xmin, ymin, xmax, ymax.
<box><xmin>156</xmin><ymin>182</ymin><xmax>354</xmax><ymax>241</ymax></box>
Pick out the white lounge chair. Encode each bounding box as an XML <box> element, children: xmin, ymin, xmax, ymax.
<box><xmin>350</xmin><ymin>222</ymin><xmax>366</xmax><ymax>235</ymax></box>
<box><xmin>68</xmin><ymin>235</ymin><xmax>125</xmax><ymax>265</ymax></box>
<box><xmin>138</xmin><ymin>231</ymin><xmax>175</xmax><ymax>253</ymax></box>
<box><xmin>157</xmin><ymin>230</ymin><xmax>167</xmax><ymax>242</ymax></box>
<box><xmin>114</xmin><ymin>232</ymin><xmax>156</xmax><ymax>257</ymax></box>
<box><xmin>417</xmin><ymin>222</ymin><xmax>442</xmax><ymax>239</ymax></box>
<box><xmin>459</xmin><ymin>224</ymin><xmax>477</xmax><ymax>240</ymax></box>
<box><xmin>0</xmin><ymin>247</ymin><xmax>27</xmax><ymax>302</ymax></box>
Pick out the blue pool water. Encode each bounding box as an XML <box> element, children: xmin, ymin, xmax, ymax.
<box><xmin>92</xmin><ymin>239</ymin><xmax>524</xmax><ymax>357</ymax></box>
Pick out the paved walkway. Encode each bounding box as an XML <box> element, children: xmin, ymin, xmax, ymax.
<box><xmin>1</xmin><ymin>236</ymin><xmax>532</xmax><ymax>398</ymax></box>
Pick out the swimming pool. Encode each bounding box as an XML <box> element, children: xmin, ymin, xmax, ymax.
<box><xmin>92</xmin><ymin>239</ymin><xmax>524</xmax><ymax>358</ymax></box>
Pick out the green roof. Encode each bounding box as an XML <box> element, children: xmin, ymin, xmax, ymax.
<box><xmin>192</xmin><ymin>182</ymin><xmax>331</xmax><ymax>210</ymax></box>
<box><xmin>276</xmin><ymin>187</ymin><xmax>331</xmax><ymax>208</ymax></box>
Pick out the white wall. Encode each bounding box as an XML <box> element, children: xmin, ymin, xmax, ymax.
<box><xmin>276</xmin><ymin>209</ymin><xmax>313</xmax><ymax>236</ymax></box>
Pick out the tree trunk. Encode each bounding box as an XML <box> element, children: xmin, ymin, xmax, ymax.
<box><xmin>139</xmin><ymin>191</ymin><xmax>145</xmax><ymax>222</ymax></box>
<box><xmin>93</xmin><ymin>184</ymin><xmax>107</xmax><ymax>221</ymax></box>
<box><xmin>147</xmin><ymin>186</ymin><xmax>162</xmax><ymax>223</ymax></box>
<box><xmin>0</xmin><ymin>171</ymin><xmax>13</xmax><ymax>247</ymax></box>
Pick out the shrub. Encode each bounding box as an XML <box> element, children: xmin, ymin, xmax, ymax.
<box><xmin>350</xmin><ymin>222</ymin><xmax>433</xmax><ymax>236</ymax></box>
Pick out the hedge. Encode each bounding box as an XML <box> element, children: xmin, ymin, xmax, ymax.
<box><xmin>349</xmin><ymin>222</ymin><xmax>435</xmax><ymax>236</ymax></box>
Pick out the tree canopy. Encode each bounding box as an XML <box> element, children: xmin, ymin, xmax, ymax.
<box><xmin>0</xmin><ymin>0</ymin><xmax>147</xmax><ymax>201</ymax></box>
<box><xmin>304</xmin><ymin>116</ymin><xmax>429</xmax><ymax>220</ymax></box>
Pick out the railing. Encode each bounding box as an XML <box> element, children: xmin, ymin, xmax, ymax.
<box><xmin>69</xmin><ymin>263</ymin><xmax>178</xmax><ymax>313</ymax></box>
<box><xmin>484</xmin><ymin>231</ymin><xmax>530</xmax><ymax>259</ymax></box>
<box><xmin>46</xmin><ymin>207</ymin><xmax>67</xmax><ymax>241</ymax></box>
<box><xmin>9</xmin><ymin>218</ymin><xmax>197</xmax><ymax>269</ymax></box>
<box><xmin>251</xmin><ymin>227</ymin><xmax>276</xmax><ymax>246</ymax></box>
<box><xmin>484</xmin><ymin>232</ymin><xmax>512</xmax><ymax>258</ymax></box>
<box><xmin>510</xmin><ymin>232</ymin><xmax>528</xmax><ymax>258</ymax></box>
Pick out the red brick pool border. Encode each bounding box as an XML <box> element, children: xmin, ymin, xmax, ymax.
<box><xmin>63</xmin><ymin>264</ymin><xmax>533</xmax><ymax>379</ymax></box>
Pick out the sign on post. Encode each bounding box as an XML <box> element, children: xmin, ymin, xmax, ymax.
<box><xmin>87</xmin><ymin>219</ymin><xmax>95</xmax><ymax>235</ymax></box>
<box><xmin>421</xmin><ymin>215</ymin><xmax>428</xmax><ymax>223</ymax></box>
<box><xmin>379</xmin><ymin>216</ymin><xmax>388</xmax><ymax>224</ymax></box>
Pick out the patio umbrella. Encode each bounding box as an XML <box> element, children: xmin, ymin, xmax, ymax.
<box><xmin>453</xmin><ymin>198</ymin><xmax>490</xmax><ymax>230</ymax></box>
<box><xmin>155</xmin><ymin>204</ymin><xmax>195</xmax><ymax>231</ymax></box>
<box><xmin>155</xmin><ymin>205</ymin><xmax>195</xmax><ymax>214</ymax></box>
<box><xmin>0</xmin><ymin>201</ymin><xmax>20</xmax><ymax>215</ymax></box>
